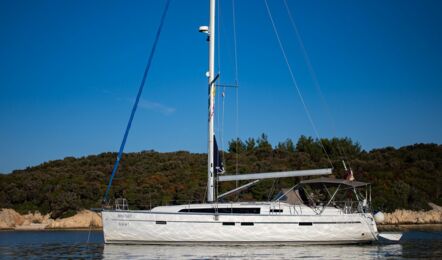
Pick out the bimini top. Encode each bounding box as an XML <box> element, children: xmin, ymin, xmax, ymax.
<box><xmin>300</xmin><ymin>177</ymin><xmax>369</xmax><ymax>188</ymax></box>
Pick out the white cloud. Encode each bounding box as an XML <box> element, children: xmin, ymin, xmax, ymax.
<box><xmin>138</xmin><ymin>99</ymin><xmax>176</xmax><ymax>116</ymax></box>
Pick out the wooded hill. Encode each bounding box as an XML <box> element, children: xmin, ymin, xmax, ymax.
<box><xmin>0</xmin><ymin>135</ymin><xmax>441</xmax><ymax>219</ymax></box>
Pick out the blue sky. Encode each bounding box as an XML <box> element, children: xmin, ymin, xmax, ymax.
<box><xmin>1</xmin><ymin>0</ymin><xmax>441</xmax><ymax>173</ymax></box>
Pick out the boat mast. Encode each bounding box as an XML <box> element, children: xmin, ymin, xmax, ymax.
<box><xmin>207</xmin><ymin>0</ymin><xmax>216</xmax><ymax>202</ymax></box>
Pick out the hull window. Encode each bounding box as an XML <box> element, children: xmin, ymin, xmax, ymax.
<box><xmin>299</xmin><ymin>222</ymin><xmax>313</xmax><ymax>226</ymax></box>
<box><xmin>241</xmin><ymin>222</ymin><xmax>254</xmax><ymax>226</ymax></box>
<box><xmin>270</xmin><ymin>209</ymin><xmax>283</xmax><ymax>213</ymax></box>
<box><xmin>156</xmin><ymin>221</ymin><xmax>167</xmax><ymax>225</ymax></box>
<box><xmin>222</xmin><ymin>222</ymin><xmax>235</xmax><ymax>226</ymax></box>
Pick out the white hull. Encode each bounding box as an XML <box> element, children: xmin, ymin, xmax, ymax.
<box><xmin>102</xmin><ymin>207</ymin><xmax>378</xmax><ymax>244</ymax></box>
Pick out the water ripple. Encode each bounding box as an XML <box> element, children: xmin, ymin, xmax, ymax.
<box><xmin>0</xmin><ymin>230</ymin><xmax>441</xmax><ymax>259</ymax></box>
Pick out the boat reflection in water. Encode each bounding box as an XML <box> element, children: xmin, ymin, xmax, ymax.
<box><xmin>102</xmin><ymin>243</ymin><xmax>403</xmax><ymax>259</ymax></box>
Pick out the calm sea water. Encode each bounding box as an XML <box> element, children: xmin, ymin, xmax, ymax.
<box><xmin>0</xmin><ymin>230</ymin><xmax>441</xmax><ymax>259</ymax></box>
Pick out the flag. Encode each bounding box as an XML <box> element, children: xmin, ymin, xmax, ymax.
<box><xmin>346</xmin><ymin>168</ymin><xmax>355</xmax><ymax>181</ymax></box>
<box><xmin>214</xmin><ymin>135</ymin><xmax>225</xmax><ymax>174</ymax></box>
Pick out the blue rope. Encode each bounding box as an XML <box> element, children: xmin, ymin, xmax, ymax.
<box><xmin>103</xmin><ymin>0</ymin><xmax>171</xmax><ymax>203</ymax></box>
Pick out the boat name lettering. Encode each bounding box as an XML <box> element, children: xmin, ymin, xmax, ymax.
<box><xmin>117</xmin><ymin>213</ymin><xmax>133</xmax><ymax>218</ymax></box>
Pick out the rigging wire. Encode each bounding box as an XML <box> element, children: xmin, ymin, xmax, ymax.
<box><xmin>216</xmin><ymin>0</ymin><xmax>221</xmax><ymax>140</ymax></box>
<box><xmin>282</xmin><ymin>0</ymin><xmax>351</xmax><ymax>168</ymax></box>
<box><xmin>218</xmin><ymin>0</ymin><xmax>226</xmax><ymax>176</ymax></box>
<box><xmin>231</xmin><ymin>0</ymin><xmax>241</xmax><ymax>200</ymax></box>
<box><xmin>221</xmin><ymin>88</ymin><xmax>226</xmax><ymax>161</ymax></box>
<box><xmin>267</xmin><ymin>178</ymin><xmax>279</xmax><ymax>201</ymax></box>
<box><xmin>215</xmin><ymin>0</ymin><xmax>226</xmax><ymax>168</ymax></box>
<box><xmin>215</xmin><ymin>0</ymin><xmax>227</xmax><ymax>203</ymax></box>
<box><xmin>232</xmin><ymin>0</ymin><xmax>240</xmax><ymax>181</ymax></box>
<box><xmin>102</xmin><ymin>0</ymin><xmax>171</xmax><ymax>203</ymax></box>
<box><xmin>263</xmin><ymin>0</ymin><xmax>333</xmax><ymax>168</ymax></box>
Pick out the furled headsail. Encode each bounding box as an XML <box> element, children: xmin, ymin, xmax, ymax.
<box><xmin>213</xmin><ymin>135</ymin><xmax>225</xmax><ymax>174</ymax></box>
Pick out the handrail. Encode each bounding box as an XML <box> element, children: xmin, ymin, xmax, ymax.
<box><xmin>106</xmin><ymin>197</ymin><xmax>370</xmax><ymax>215</ymax></box>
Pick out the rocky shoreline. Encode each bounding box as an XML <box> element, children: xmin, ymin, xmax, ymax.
<box><xmin>1</xmin><ymin>204</ymin><xmax>441</xmax><ymax>231</ymax></box>
<box><xmin>382</xmin><ymin>203</ymin><xmax>442</xmax><ymax>225</ymax></box>
<box><xmin>0</xmin><ymin>209</ymin><xmax>102</xmax><ymax>230</ymax></box>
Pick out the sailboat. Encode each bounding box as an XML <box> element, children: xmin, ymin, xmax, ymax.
<box><xmin>101</xmin><ymin>0</ymin><xmax>379</xmax><ymax>244</ymax></box>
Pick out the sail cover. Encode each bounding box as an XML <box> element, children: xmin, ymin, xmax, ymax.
<box><xmin>214</xmin><ymin>135</ymin><xmax>224</xmax><ymax>174</ymax></box>
<box><xmin>218</xmin><ymin>168</ymin><xmax>332</xmax><ymax>182</ymax></box>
